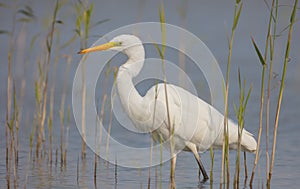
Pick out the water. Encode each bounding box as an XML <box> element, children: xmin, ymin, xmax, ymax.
<box><xmin>1</xmin><ymin>0</ymin><xmax>300</xmax><ymax>188</ymax></box>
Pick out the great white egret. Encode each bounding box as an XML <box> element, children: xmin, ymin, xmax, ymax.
<box><xmin>78</xmin><ymin>34</ymin><xmax>257</xmax><ymax>180</ymax></box>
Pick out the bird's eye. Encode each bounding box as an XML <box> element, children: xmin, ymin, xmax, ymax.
<box><xmin>117</xmin><ymin>42</ymin><xmax>122</xmax><ymax>46</ymax></box>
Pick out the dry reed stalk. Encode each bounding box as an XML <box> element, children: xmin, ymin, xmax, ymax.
<box><xmin>148</xmin><ymin>81</ymin><xmax>160</xmax><ymax>189</ymax></box>
<box><xmin>250</xmin><ymin>0</ymin><xmax>276</xmax><ymax>185</ymax></box>
<box><xmin>60</xmin><ymin>54</ymin><xmax>72</xmax><ymax>165</ymax></box>
<box><xmin>105</xmin><ymin>67</ymin><xmax>117</xmax><ymax>165</ymax></box>
<box><xmin>64</xmin><ymin>107</ymin><xmax>71</xmax><ymax>166</ymax></box>
<box><xmin>5</xmin><ymin>1</ymin><xmax>18</xmax><ymax>187</ymax></box>
<box><xmin>76</xmin><ymin>0</ymin><xmax>94</xmax><ymax>159</ymax></box>
<box><xmin>157</xmin><ymin>4</ymin><xmax>176</xmax><ymax>188</ymax></box>
<box><xmin>210</xmin><ymin>147</ymin><xmax>214</xmax><ymax>185</ymax></box>
<box><xmin>34</xmin><ymin>0</ymin><xmax>60</xmax><ymax>158</ymax></box>
<box><xmin>268</xmin><ymin>0</ymin><xmax>298</xmax><ymax>184</ymax></box>
<box><xmin>48</xmin><ymin>32</ymin><xmax>61</xmax><ymax>166</ymax></box>
<box><xmin>265</xmin><ymin>0</ymin><xmax>278</xmax><ymax>180</ymax></box>
<box><xmin>81</xmin><ymin>67</ymin><xmax>87</xmax><ymax>159</ymax></box>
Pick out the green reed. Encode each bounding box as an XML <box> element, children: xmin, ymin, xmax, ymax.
<box><xmin>265</xmin><ymin>0</ymin><xmax>278</xmax><ymax>182</ymax></box>
<box><xmin>48</xmin><ymin>27</ymin><xmax>62</xmax><ymax>166</ymax></box>
<box><xmin>220</xmin><ymin>0</ymin><xmax>243</xmax><ymax>186</ymax></box>
<box><xmin>60</xmin><ymin>54</ymin><xmax>72</xmax><ymax>166</ymax></box>
<box><xmin>248</xmin><ymin>0</ymin><xmax>298</xmax><ymax>187</ymax></box>
<box><xmin>152</xmin><ymin>3</ymin><xmax>177</xmax><ymax>188</ymax></box>
<box><xmin>268</xmin><ymin>0</ymin><xmax>298</xmax><ymax>185</ymax></box>
<box><xmin>37</xmin><ymin>0</ymin><xmax>60</xmax><ymax>157</ymax></box>
<box><xmin>5</xmin><ymin>1</ymin><xmax>17</xmax><ymax>187</ymax></box>
<box><xmin>233</xmin><ymin>70</ymin><xmax>252</xmax><ymax>188</ymax></box>
<box><xmin>250</xmin><ymin>34</ymin><xmax>267</xmax><ymax>185</ymax></box>
<box><xmin>250</xmin><ymin>0</ymin><xmax>275</xmax><ymax>185</ymax></box>
<box><xmin>157</xmin><ymin>3</ymin><xmax>176</xmax><ymax>189</ymax></box>
<box><xmin>2</xmin><ymin>0</ymin><xmax>110</xmax><ymax>187</ymax></box>
<box><xmin>3</xmin><ymin>1</ymin><xmax>38</xmax><ymax>187</ymax></box>
<box><xmin>75</xmin><ymin>0</ymin><xmax>94</xmax><ymax>159</ymax></box>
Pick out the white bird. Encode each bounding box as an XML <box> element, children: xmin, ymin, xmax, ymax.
<box><xmin>78</xmin><ymin>34</ymin><xmax>257</xmax><ymax>181</ymax></box>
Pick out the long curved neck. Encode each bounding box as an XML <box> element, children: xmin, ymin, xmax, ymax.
<box><xmin>116</xmin><ymin>46</ymin><xmax>146</xmax><ymax>118</ymax></box>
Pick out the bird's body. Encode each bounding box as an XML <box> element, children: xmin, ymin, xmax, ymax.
<box><xmin>79</xmin><ymin>34</ymin><xmax>257</xmax><ymax>180</ymax></box>
<box><xmin>141</xmin><ymin>83</ymin><xmax>256</xmax><ymax>153</ymax></box>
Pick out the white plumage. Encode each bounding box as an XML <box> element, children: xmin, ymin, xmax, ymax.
<box><xmin>79</xmin><ymin>34</ymin><xmax>257</xmax><ymax>180</ymax></box>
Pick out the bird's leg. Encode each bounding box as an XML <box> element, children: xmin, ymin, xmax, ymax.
<box><xmin>194</xmin><ymin>154</ymin><xmax>209</xmax><ymax>181</ymax></box>
<box><xmin>186</xmin><ymin>142</ymin><xmax>209</xmax><ymax>181</ymax></box>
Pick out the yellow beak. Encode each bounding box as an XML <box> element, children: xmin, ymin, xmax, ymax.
<box><xmin>78</xmin><ymin>42</ymin><xmax>119</xmax><ymax>54</ymax></box>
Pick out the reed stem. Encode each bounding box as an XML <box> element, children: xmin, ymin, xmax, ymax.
<box><xmin>250</xmin><ymin>0</ymin><xmax>276</xmax><ymax>185</ymax></box>
<box><xmin>39</xmin><ymin>0</ymin><xmax>60</xmax><ymax>155</ymax></box>
<box><xmin>220</xmin><ymin>0</ymin><xmax>243</xmax><ymax>186</ymax></box>
<box><xmin>268</xmin><ymin>0</ymin><xmax>298</xmax><ymax>183</ymax></box>
<box><xmin>6</xmin><ymin>1</ymin><xmax>17</xmax><ymax>187</ymax></box>
<box><xmin>106</xmin><ymin>66</ymin><xmax>116</xmax><ymax>159</ymax></box>
<box><xmin>265</xmin><ymin>0</ymin><xmax>278</xmax><ymax>180</ymax></box>
<box><xmin>233</xmin><ymin>70</ymin><xmax>252</xmax><ymax>188</ymax></box>
<box><xmin>158</xmin><ymin>4</ymin><xmax>176</xmax><ymax>188</ymax></box>
<box><xmin>76</xmin><ymin>0</ymin><xmax>94</xmax><ymax>159</ymax></box>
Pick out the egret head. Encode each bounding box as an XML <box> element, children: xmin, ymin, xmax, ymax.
<box><xmin>109</xmin><ymin>34</ymin><xmax>142</xmax><ymax>52</ymax></box>
<box><xmin>78</xmin><ymin>34</ymin><xmax>143</xmax><ymax>55</ymax></box>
